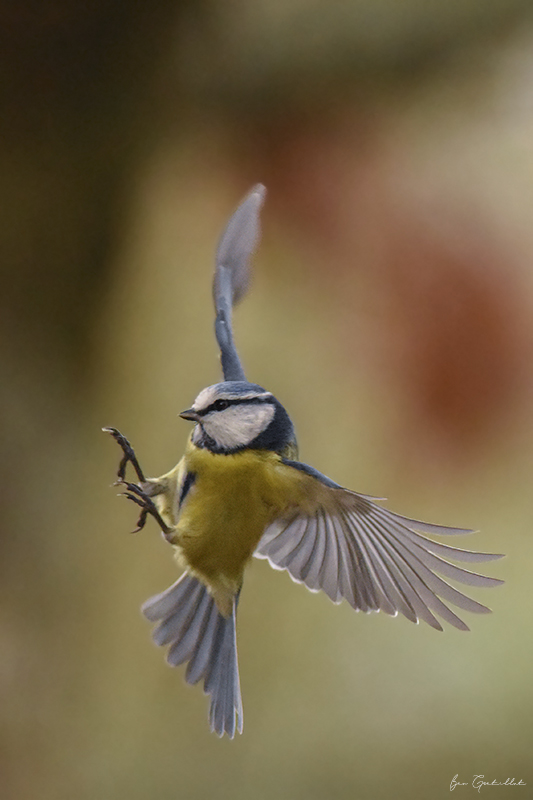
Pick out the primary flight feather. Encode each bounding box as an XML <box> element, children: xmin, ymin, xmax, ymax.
<box><xmin>104</xmin><ymin>184</ymin><xmax>503</xmax><ymax>738</ymax></box>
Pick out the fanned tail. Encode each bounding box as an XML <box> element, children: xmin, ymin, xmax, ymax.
<box><xmin>142</xmin><ymin>573</ymin><xmax>243</xmax><ymax>738</ymax></box>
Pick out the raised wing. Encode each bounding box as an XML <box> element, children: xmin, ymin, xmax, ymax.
<box><xmin>213</xmin><ymin>184</ymin><xmax>266</xmax><ymax>381</ymax></box>
<box><xmin>255</xmin><ymin>461</ymin><xmax>504</xmax><ymax>631</ymax></box>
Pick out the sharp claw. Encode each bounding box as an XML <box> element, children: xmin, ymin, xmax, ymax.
<box><xmin>124</xmin><ymin>492</ymin><xmax>143</xmax><ymax>506</ymax></box>
<box><xmin>131</xmin><ymin>509</ymin><xmax>148</xmax><ymax>533</ymax></box>
<box><xmin>123</xmin><ymin>494</ymin><xmax>149</xmax><ymax>531</ymax></box>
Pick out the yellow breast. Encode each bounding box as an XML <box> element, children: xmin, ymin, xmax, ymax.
<box><xmin>174</xmin><ymin>441</ymin><xmax>306</xmax><ymax>594</ymax></box>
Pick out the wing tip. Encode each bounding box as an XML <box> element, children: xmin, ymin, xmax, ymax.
<box><xmin>486</xmin><ymin>576</ymin><xmax>505</xmax><ymax>586</ymax></box>
<box><xmin>250</xmin><ymin>183</ymin><xmax>267</xmax><ymax>202</ymax></box>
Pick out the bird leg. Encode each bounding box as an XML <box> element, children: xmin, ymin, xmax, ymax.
<box><xmin>103</xmin><ymin>426</ymin><xmax>172</xmax><ymax>535</ymax></box>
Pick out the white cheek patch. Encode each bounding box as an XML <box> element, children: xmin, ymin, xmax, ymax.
<box><xmin>202</xmin><ymin>404</ymin><xmax>275</xmax><ymax>449</ymax></box>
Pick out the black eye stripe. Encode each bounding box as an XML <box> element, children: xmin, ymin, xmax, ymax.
<box><xmin>196</xmin><ymin>396</ymin><xmax>273</xmax><ymax>416</ymax></box>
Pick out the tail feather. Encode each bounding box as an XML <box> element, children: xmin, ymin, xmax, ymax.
<box><xmin>141</xmin><ymin>573</ymin><xmax>243</xmax><ymax>738</ymax></box>
<box><xmin>205</xmin><ymin>605</ymin><xmax>243</xmax><ymax>736</ymax></box>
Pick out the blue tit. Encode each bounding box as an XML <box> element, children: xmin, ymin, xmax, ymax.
<box><xmin>104</xmin><ymin>184</ymin><xmax>504</xmax><ymax>739</ymax></box>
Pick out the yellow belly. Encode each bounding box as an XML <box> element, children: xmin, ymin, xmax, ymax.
<box><xmin>172</xmin><ymin>443</ymin><xmax>305</xmax><ymax>599</ymax></box>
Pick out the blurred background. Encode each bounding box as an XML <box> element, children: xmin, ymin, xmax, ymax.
<box><xmin>1</xmin><ymin>2</ymin><xmax>532</xmax><ymax>798</ymax></box>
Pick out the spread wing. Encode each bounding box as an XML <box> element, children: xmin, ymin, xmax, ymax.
<box><xmin>255</xmin><ymin>461</ymin><xmax>504</xmax><ymax>631</ymax></box>
<box><xmin>213</xmin><ymin>184</ymin><xmax>266</xmax><ymax>382</ymax></box>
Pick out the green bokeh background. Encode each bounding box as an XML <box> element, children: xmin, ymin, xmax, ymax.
<box><xmin>1</xmin><ymin>3</ymin><xmax>531</xmax><ymax>799</ymax></box>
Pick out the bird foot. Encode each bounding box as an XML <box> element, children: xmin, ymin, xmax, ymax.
<box><xmin>103</xmin><ymin>426</ymin><xmax>172</xmax><ymax>535</ymax></box>
<box><xmin>120</xmin><ymin>481</ymin><xmax>173</xmax><ymax>535</ymax></box>
<box><xmin>102</xmin><ymin>426</ymin><xmax>146</xmax><ymax>483</ymax></box>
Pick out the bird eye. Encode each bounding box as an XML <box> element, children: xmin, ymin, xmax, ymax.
<box><xmin>213</xmin><ymin>399</ymin><xmax>229</xmax><ymax>411</ymax></box>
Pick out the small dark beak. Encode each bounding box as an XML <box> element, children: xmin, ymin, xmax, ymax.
<box><xmin>179</xmin><ymin>408</ymin><xmax>200</xmax><ymax>422</ymax></box>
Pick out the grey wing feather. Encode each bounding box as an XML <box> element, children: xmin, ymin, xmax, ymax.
<box><xmin>255</xmin><ymin>463</ymin><xmax>504</xmax><ymax>631</ymax></box>
<box><xmin>142</xmin><ymin>573</ymin><xmax>243</xmax><ymax>738</ymax></box>
<box><xmin>213</xmin><ymin>184</ymin><xmax>266</xmax><ymax>381</ymax></box>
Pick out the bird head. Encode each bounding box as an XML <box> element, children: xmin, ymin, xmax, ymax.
<box><xmin>181</xmin><ymin>381</ymin><xmax>295</xmax><ymax>454</ymax></box>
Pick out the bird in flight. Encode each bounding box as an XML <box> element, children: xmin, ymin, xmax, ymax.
<box><xmin>104</xmin><ymin>185</ymin><xmax>503</xmax><ymax>738</ymax></box>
